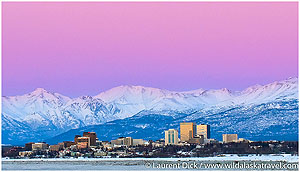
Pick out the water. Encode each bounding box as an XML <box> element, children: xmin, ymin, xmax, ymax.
<box><xmin>2</xmin><ymin>161</ymin><xmax>148</xmax><ymax>170</ymax></box>
<box><xmin>2</xmin><ymin>155</ymin><xmax>299</xmax><ymax>171</ymax></box>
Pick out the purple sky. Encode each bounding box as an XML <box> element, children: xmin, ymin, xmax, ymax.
<box><xmin>2</xmin><ymin>2</ymin><xmax>298</xmax><ymax>97</ymax></box>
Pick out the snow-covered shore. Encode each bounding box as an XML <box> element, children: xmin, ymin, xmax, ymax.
<box><xmin>2</xmin><ymin>154</ymin><xmax>299</xmax><ymax>163</ymax></box>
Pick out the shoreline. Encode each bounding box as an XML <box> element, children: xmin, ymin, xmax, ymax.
<box><xmin>2</xmin><ymin>158</ymin><xmax>299</xmax><ymax>171</ymax></box>
<box><xmin>2</xmin><ymin>154</ymin><xmax>299</xmax><ymax>163</ymax></box>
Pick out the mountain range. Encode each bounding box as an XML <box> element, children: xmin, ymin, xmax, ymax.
<box><xmin>2</xmin><ymin>77</ymin><xmax>298</xmax><ymax>145</ymax></box>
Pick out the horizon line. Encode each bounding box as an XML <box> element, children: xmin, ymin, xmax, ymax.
<box><xmin>2</xmin><ymin>76</ymin><xmax>298</xmax><ymax>98</ymax></box>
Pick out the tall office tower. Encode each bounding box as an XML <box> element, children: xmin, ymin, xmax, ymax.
<box><xmin>83</xmin><ymin>132</ymin><xmax>97</xmax><ymax>146</ymax></box>
<box><xmin>196</xmin><ymin>124</ymin><xmax>211</xmax><ymax>139</ymax></box>
<box><xmin>165</xmin><ymin>129</ymin><xmax>179</xmax><ymax>145</ymax></box>
<box><xmin>222</xmin><ymin>134</ymin><xmax>238</xmax><ymax>143</ymax></box>
<box><xmin>180</xmin><ymin>122</ymin><xmax>196</xmax><ymax>142</ymax></box>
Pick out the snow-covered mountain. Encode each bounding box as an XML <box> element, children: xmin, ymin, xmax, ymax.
<box><xmin>95</xmin><ymin>77</ymin><xmax>297</xmax><ymax>112</ymax></box>
<box><xmin>2</xmin><ymin>77</ymin><xmax>298</xmax><ymax>145</ymax></box>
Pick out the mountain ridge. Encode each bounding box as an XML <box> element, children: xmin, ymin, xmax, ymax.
<box><xmin>2</xmin><ymin>77</ymin><xmax>298</xmax><ymax>145</ymax></box>
<box><xmin>3</xmin><ymin>77</ymin><xmax>297</xmax><ymax>99</ymax></box>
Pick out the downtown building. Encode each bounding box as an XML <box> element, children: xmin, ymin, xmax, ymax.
<box><xmin>32</xmin><ymin>143</ymin><xmax>49</xmax><ymax>151</ymax></box>
<box><xmin>180</xmin><ymin>122</ymin><xmax>197</xmax><ymax>142</ymax></box>
<box><xmin>132</xmin><ymin>139</ymin><xmax>146</xmax><ymax>146</ymax></box>
<box><xmin>74</xmin><ymin>132</ymin><xmax>98</xmax><ymax>148</ymax></box>
<box><xmin>83</xmin><ymin>132</ymin><xmax>97</xmax><ymax>146</ymax></box>
<box><xmin>24</xmin><ymin>142</ymin><xmax>35</xmax><ymax>151</ymax></box>
<box><xmin>196</xmin><ymin>124</ymin><xmax>210</xmax><ymax>139</ymax></box>
<box><xmin>222</xmin><ymin>134</ymin><xmax>238</xmax><ymax>143</ymax></box>
<box><xmin>165</xmin><ymin>129</ymin><xmax>179</xmax><ymax>145</ymax></box>
<box><xmin>49</xmin><ymin>144</ymin><xmax>63</xmax><ymax>151</ymax></box>
<box><xmin>77</xmin><ymin>137</ymin><xmax>90</xmax><ymax>149</ymax></box>
<box><xmin>74</xmin><ymin>135</ymin><xmax>81</xmax><ymax>144</ymax></box>
<box><xmin>58</xmin><ymin>141</ymin><xmax>76</xmax><ymax>149</ymax></box>
<box><xmin>179</xmin><ymin>122</ymin><xmax>210</xmax><ymax>144</ymax></box>
<box><xmin>111</xmin><ymin>137</ymin><xmax>133</xmax><ymax>146</ymax></box>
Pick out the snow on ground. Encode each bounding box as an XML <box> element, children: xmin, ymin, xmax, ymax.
<box><xmin>2</xmin><ymin>154</ymin><xmax>299</xmax><ymax>162</ymax></box>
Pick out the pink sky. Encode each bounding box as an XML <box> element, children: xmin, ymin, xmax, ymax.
<box><xmin>2</xmin><ymin>2</ymin><xmax>298</xmax><ymax>97</ymax></box>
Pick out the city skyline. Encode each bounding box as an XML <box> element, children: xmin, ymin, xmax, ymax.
<box><xmin>3</xmin><ymin>2</ymin><xmax>298</xmax><ymax>97</ymax></box>
<box><xmin>5</xmin><ymin>127</ymin><xmax>298</xmax><ymax>162</ymax></box>
<box><xmin>1</xmin><ymin>1</ymin><xmax>298</xmax><ymax>170</ymax></box>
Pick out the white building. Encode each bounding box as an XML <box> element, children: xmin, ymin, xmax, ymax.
<box><xmin>165</xmin><ymin>129</ymin><xmax>179</xmax><ymax>145</ymax></box>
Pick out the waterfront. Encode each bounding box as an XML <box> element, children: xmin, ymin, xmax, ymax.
<box><xmin>2</xmin><ymin>155</ymin><xmax>299</xmax><ymax>171</ymax></box>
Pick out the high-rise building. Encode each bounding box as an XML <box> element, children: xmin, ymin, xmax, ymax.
<box><xmin>165</xmin><ymin>129</ymin><xmax>179</xmax><ymax>145</ymax></box>
<box><xmin>77</xmin><ymin>137</ymin><xmax>90</xmax><ymax>149</ymax></box>
<box><xmin>83</xmin><ymin>132</ymin><xmax>97</xmax><ymax>146</ymax></box>
<box><xmin>180</xmin><ymin>122</ymin><xmax>196</xmax><ymax>142</ymax></box>
<box><xmin>222</xmin><ymin>134</ymin><xmax>238</xmax><ymax>143</ymax></box>
<box><xmin>196</xmin><ymin>124</ymin><xmax>210</xmax><ymax>139</ymax></box>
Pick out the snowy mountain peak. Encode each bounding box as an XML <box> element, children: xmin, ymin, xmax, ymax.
<box><xmin>24</xmin><ymin>88</ymin><xmax>71</xmax><ymax>103</ymax></box>
<box><xmin>182</xmin><ymin>88</ymin><xmax>206</xmax><ymax>95</ymax></box>
<box><xmin>30</xmin><ymin>88</ymin><xmax>50</xmax><ymax>96</ymax></box>
<box><xmin>95</xmin><ymin>85</ymin><xmax>170</xmax><ymax>103</ymax></box>
<box><xmin>272</xmin><ymin>77</ymin><xmax>297</xmax><ymax>85</ymax></box>
<box><xmin>221</xmin><ymin>88</ymin><xmax>231</xmax><ymax>92</ymax></box>
<box><xmin>286</xmin><ymin>77</ymin><xmax>298</xmax><ymax>82</ymax></box>
<box><xmin>105</xmin><ymin>85</ymin><xmax>170</xmax><ymax>93</ymax></box>
<box><xmin>242</xmin><ymin>77</ymin><xmax>298</xmax><ymax>94</ymax></box>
